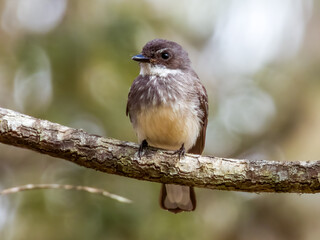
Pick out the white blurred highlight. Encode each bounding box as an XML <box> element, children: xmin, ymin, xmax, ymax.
<box><xmin>220</xmin><ymin>86</ymin><xmax>276</xmax><ymax>135</ymax></box>
<box><xmin>205</xmin><ymin>120</ymin><xmax>241</xmax><ymax>157</ymax></box>
<box><xmin>13</xmin><ymin>47</ymin><xmax>53</xmax><ymax>112</ymax></box>
<box><xmin>2</xmin><ymin>0</ymin><xmax>67</xmax><ymax>34</ymax></box>
<box><xmin>202</xmin><ymin>0</ymin><xmax>313</xmax><ymax>76</ymax></box>
<box><xmin>0</xmin><ymin>197</ymin><xmax>9</xmax><ymax>231</ymax></box>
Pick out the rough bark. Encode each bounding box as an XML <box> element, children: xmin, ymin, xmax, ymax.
<box><xmin>1</xmin><ymin>107</ymin><xmax>320</xmax><ymax>193</ymax></box>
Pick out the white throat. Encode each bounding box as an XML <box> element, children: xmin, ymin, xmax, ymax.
<box><xmin>139</xmin><ymin>63</ymin><xmax>182</xmax><ymax>77</ymax></box>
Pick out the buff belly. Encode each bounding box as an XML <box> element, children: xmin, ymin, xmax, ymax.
<box><xmin>134</xmin><ymin>104</ymin><xmax>200</xmax><ymax>151</ymax></box>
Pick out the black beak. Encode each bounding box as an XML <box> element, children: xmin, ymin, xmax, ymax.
<box><xmin>132</xmin><ymin>54</ymin><xmax>150</xmax><ymax>63</ymax></box>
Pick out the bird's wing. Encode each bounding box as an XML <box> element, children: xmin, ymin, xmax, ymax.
<box><xmin>187</xmin><ymin>83</ymin><xmax>208</xmax><ymax>155</ymax></box>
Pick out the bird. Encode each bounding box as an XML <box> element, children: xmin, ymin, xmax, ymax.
<box><xmin>126</xmin><ymin>39</ymin><xmax>208</xmax><ymax>213</ymax></box>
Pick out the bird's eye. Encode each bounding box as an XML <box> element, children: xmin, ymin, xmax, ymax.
<box><xmin>161</xmin><ymin>52</ymin><xmax>170</xmax><ymax>60</ymax></box>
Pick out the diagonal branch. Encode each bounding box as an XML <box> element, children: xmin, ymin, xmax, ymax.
<box><xmin>0</xmin><ymin>184</ymin><xmax>132</xmax><ymax>203</ymax></box>
<box><xmin>0</xmin><ymin>107</ymin><xmax>320</xmax><ymax>193</ymax></box>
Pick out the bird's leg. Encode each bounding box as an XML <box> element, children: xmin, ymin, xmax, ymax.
<box><xmin>174</xmin><ymin>143</ymin><xmax>185</xmax><ymax>160</ymax></box>
<box><xmin>138</xmin><ymin>139</ymin><xmax>148</xmax><ymax>159</ymax></box>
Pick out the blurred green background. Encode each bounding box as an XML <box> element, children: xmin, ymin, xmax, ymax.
<box><xmin>0</xmin><ymin>0</ymin><xmax>320</xmax><ymax>239</ymax></box>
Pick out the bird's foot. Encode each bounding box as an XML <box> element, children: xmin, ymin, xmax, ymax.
<box><xmin>138</xmin><ymin>139</ymin><xmax>148</xmax><ymax>159</ymax></box>
<box><xmin>174</xmin><ymin>144</ymin><xmax>185</xmax><ymax>160</ymax></box>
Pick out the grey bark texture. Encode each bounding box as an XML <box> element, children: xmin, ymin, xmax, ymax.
<box><xmin>1</xmin><ymin>107</ymin><xmax>320</xmax><ymax>193</ymax></box>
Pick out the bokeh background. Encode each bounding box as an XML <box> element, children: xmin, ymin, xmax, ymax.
<box><xmin>0</xmin><ymin>0</ymin><xmax>320</xmax><ymax>239</ymax></box>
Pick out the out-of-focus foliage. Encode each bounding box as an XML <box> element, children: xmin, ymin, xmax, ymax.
<box><xmin>0</xmin><ymin>0</ymin><xmax>320</xmax><ymax>239</ymax></box>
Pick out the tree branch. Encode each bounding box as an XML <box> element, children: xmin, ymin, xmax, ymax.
<box><xmin>1</xmin><ymin>107</ymin><xmax>320</xmax><ymax>193</ymax></box>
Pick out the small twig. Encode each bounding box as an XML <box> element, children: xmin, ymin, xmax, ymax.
<box><xmin>0</xmin><ymin>184</ymin><xmax>132</xmax><ymax>203</ymax></box>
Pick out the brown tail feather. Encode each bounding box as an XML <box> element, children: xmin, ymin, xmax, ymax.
<box><xmin>160</xmin><ymin>184</ymin><xmax>196</xmax><ymax>213</ymax></box>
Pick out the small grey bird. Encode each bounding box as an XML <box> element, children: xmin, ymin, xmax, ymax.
<box><xmin>126</xmin><ymin>39</ymin><xmax>208</xmax><ymax>213</ymax></box>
